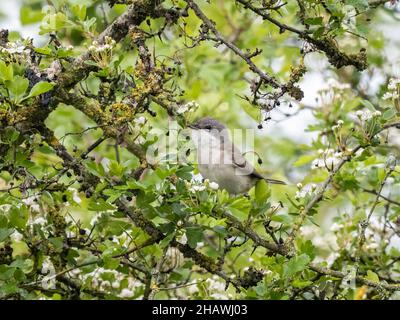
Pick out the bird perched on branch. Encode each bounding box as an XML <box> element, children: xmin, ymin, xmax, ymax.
<box><xmin>188</xmin><ymin>117</ymin><xmax>286</xmax><ymax>194</ymax></box>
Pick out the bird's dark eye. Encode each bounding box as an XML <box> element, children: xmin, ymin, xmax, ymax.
<box><xmin>204</xmin><ymin>125</ymin><xmax>212</xmax><ymax>130</ymax></box>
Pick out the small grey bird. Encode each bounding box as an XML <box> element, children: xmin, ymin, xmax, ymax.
<box><xmin>188</xmin><ymin>117</ymin><xmax>285</xmax><ymax>194</ymax></box>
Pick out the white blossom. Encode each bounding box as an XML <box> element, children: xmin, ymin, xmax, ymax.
<box><xmin>325</xmin><ymin>252</ymin><xmax>340</xmax><ymax>267</ymax></box>
<box><xmin>311</xmin><ymin>149</ymin><xmax>343</xmax><ymax>170</ymax></box>
<box><xmin>10</xmin><ymin>231</ymin><xmax>23</xmax><ymax>242</ymax></box>
<box><xmin>388</xmin><ymin>77</ymin><xmax>400</xmax><ymax>90</ymax></box>
<box><xmin>206</xmin><ymin>277</ymin><xmax>226</xmax><ymax>292</ymax></box>
<box><xmin>300</xmin><ymin>225</ymin><xmax>319</xmax><ymax>238</ymax></box>
<box><xmin>365</xmin><ymin>242</ymin><xmax>379</xmax><ymax>250</ymax></box>
<box><xmin>210</xmin><ymin>293</ymin><xmax>230</xmax><ymax>299</ymax></box>
<box><xmin>178</xmin><ymin>233</ymin><xmax>188</xmax><ymax>245</ymax></box>
<box><xmin>209</xmin><ymin>181</ymin><xmax>219</xmax><ymax>190</ymax></box>
<box><xmin>330</xmin><ymin>222</ymin><xmax>343</xmax><ymax>232</ymax></box>
<box><xmin>187</xmin><ymin>281</ymin><xmax>199</xmax><ymax>294</ymax></box>
<box><xmin>119</xmin><ymin>288</ymin><xmax>134</xmax><ymax>298</ymax></box>
<box><xmin>2</xmin><ymin>42</ymin><xmax>26</xmax><ymax>54</ymax></box>
<box><xmin>373</xmin><ymin>111</ymin><xmax>381</xmax><ymax>117</ymax></box>
<box><xmin>327</xmin><ymin>78</ymin><xmax>351</xmax><ymax>90</ymax></box>
<box><xmin>177</xmin><ymin>101</ymin><xmax>199</xmax><ymax>114</ymax></box>
<box><xmin>32</xmin><ymin>217</ymin><xmax>47</xmax><ymax>226</ymax></box>
<box><xmin>190</xmin><ymin>185</ymin><xmax>206</xmax><ymax>192</ymax></box>
<box><xmin>382</xmin><ymin>92</ymin><xmax>395</xmax><ymax>100</ymax></box>
<box><xmin>176</xmin><ymin>104</ymin><xmax>189</xmax><ymax>114</ymax></box>
<box><xmin>22</xmin><ymin>196</ymin><xmax>40</xmax><ymax>212</ymax></box>
<box><xmin>134</xmin><ymin>116</ymin><xmax>146</xmax><ymax>126</ymax></box>
<box><xmin>197</xmin><ymin>242</ymin><xmax>204</xmax><ymax>248</ymax></box>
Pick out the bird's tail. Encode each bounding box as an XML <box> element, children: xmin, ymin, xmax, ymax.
<box><xmin>265</xmin><ymin>178</ymin><xmax>286</xmax><ymax>185</ymax></box>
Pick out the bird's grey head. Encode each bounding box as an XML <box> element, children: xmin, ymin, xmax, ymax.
<box><xmin>188</xmin><ymin>117</ymin><xmax>226</xmax><ymax>132</ymax></box>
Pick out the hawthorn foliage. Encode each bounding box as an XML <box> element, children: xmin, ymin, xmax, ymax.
<box><xmin>0</xmin><ymin>0</ymin><xmax>400</xmax><ymax>300</ymax></box>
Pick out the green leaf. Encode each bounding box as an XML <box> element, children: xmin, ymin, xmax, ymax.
<box><xmin>26</xmin><ymin>81</ymin><xmax>54</xmax><ymax>99</ymax></box>
<box><xmin>304</xmin><ymin>17</ymin><xmax>323</xmax><ymax>25</ymax></box>
<box><xmin>283</xmin><ymin>253</ymin><xmax>310</xmax><ymax>278</ymax></box>
<box><xmin>88</xmin><ymin>198</ymin><xmax>115</xmax><ymax>211</ymax></box>
<box><xmin>9</xmin><ymin>206</ymin><xmax>29</xmax><ymax>230</ymax></box>
<box><xmin>85</xmin><ymin>161</ymin><xmax>106</xmax><ymax>178</ymax></box>
<box><xmin>49</xmin><ymin>237</ymin><xmax>64</xmax><ymax>252</ymax></box>
<box><xmin>0</xmin><ymin>61</ymin><xmax>13</xmax><ymax>81</ymax></box>
<box><xmin>382</xmin><ymin>108</ymin><xmax>396</xmax><ymax>121</ymax></box>
<box><xmin>271</xmin><ymin>214</ymin><xmax>292</xmax><ymax>225</ymax></box>
<box><xmin>292</xmin><ymin>279</ymin><xmax>313</xmax><ymax>288</ymax></box>
<box><xmin>7</xmin><ymin>76</ymin><xmax>29</xmax><ymax>103</ymax></box>
<box><xmin>255</xmin><ymin>179</ymin><xmax>271</xmax><ymax>206</ymax></box>
<box><xmin>0</xmin><ymin>265</ymin><xmax>15</xmax><ymax>281</ymax></box>
<box><xmin>40</xmin><ymin>12</ymin><xmax>68</xmax><ymax>35</ymax></box>
<box><xmin>10</xmin><ymin>258</ymin><xmax>34</xmax><ymax>274</ymax></box>
<box><xmin>348</xmin><ymin>0</ymin><xmax>369</xmax><ymax>10</ymax></box>
<box><xmin>366</xmin><ymin>270</ymin><xmax>379</xmax><ymax>283</ymax></box>
<box><xmin>126</xmin><ymin>179</ymin><xmax>147</xmax><ymax>190</ymax></box>
<box><xmin>0</xmin><ymin>228</ymin><xmax>14</xmax><ymax>242</ymax></box>
<box><xmin>71</xmin><ymin>5</ymin><xmax>87</xmax><ymax>20</ymax></box>
<box><xmin>20</xmin><ymin>6</ymin><xmax>45</xmax><ymax>25</ymax></box>
<box><xmin>2</xmin><ymin>127</ymin><xmax>20</xmax><ymax>143</ymax></box>
<box><xmin>176</xmin><ymin>165</ymin><xmax>194</xmax><ymax>180</ymax></box>
<box><xmin>160</xmin><ymin>231</ymin><xmax>175</xmax><ymax>249</ymax></box>
<box><xmin>186</xmin><ymin>226</ymin><xmax>203</xmax><ymax>249</ymax></box>
<box><xmin>299</xmin><ymin>240</ymin><xmax>316</xmax><ymax>260</ymax></box>
<box><xmin>360</xmin><ymin>99</ymin><xmax>376</xmax><ymax>112</ymax></box>
<box><xmin>35</xmin><ymin>47</ymin><xmax>52</xmax><ymax>55</ymax></box>
<box><xmin>293</xmin><ymin>154</ymin><xmax>314</xmax><ymax>167</ymax></box>
<box><xmin>102</xmin><ymin>256</ymin><xmax>120</xmax><ymax>270</ymax></box>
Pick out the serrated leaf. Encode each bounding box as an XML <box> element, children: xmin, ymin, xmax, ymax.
<box><xmin>176</xmin><ymin>165</ymin><xmax>194</xmax><ymax>180</ymax></box>
<box><xmin>3</xmin><ymin>127</ymin><xmax>20</xmax><ymax>143</ymax></box>
<box><xmin>88</xmin><ymin>198</ymin><xmax>115</xmax><ymax>211</ymax></box>
<box><xmin>9</xmin><ymin>206</ymin><xmax>29</xmax><ymax>230</ymax></box>
<box><xmin>186</xmin><ymin>226</ymin><xmax>203</xmax><ymax>249</ymax></box>
<box><xmin>283</xmin><ymin>253</ymin><xmax>310</xmax><ymax>278</ymax></box>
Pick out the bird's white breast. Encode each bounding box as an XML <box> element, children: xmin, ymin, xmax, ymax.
<box><xmin>190</xmin><ymin>129</ymin><xmax>257</xmax><ymax>194</ymax></box>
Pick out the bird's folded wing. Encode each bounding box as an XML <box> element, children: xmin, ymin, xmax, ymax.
<box><xmin>231</xmin><ymin>145</ymin><xmax>286</xmax><ymax>185</ymax></box>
